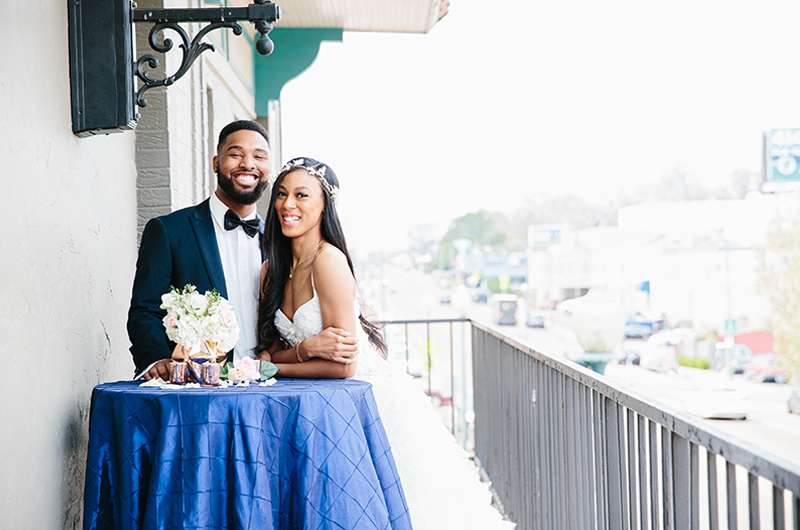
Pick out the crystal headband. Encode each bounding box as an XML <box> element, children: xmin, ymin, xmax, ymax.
<box><xmin>269</xmin><ymin>158</ymin><xmax>340</xmax><ymax>206</ymax></box>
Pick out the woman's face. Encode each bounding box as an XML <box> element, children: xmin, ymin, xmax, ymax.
<box><xmin>274</xmin><ymin>169</ymin><xmax>326</xmax><ymax>239</ymax></box>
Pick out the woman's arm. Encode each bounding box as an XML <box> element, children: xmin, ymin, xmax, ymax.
<box><xmin>310</xmin><ymin>247</ymin><xmax>358</xmax><ymax>378</ymax></box>
<box><xmin>256</xmin><ymin>340</ymin><xmax>351</xmax><ymax>377</ymax></box>
<box><xmin>271</xmin><ymin>247</ymin><xmax>359</xmax><ymax>379</ymax></box>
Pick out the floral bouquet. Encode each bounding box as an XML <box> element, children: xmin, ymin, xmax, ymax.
<box><xmin>160</xmin><ymin>285</ymin><xmax>279</xmax><ymax>386</ymax></box>
<box><xmin>161</xmin><ymin>285</ymin><xmax>240</xmax><ymax>384</ymax></box>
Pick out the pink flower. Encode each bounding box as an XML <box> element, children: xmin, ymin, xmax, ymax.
<box><xmin>166</xmin><ymin>316</ymin><xmax>178</xmax><ymax>328</ymax></box>
<box><xmin>219</xmin><ymin>310</ymin><xmax>236</xmax><ymax>330</ymax></box>
<box><xmin>229</xmin><ymin>367</ymin><xmax>247</xmax><ymax>383</ymax></box>
<box><xmin>239</xmin><ymin>357</ymin><xmax>257</xmax><ymax>373</ymax></box>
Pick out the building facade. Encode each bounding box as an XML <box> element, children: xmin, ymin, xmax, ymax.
<box><xmin>526</xmin><ymin>193</ymin><xmax>799</xmax><ymax>335</ymax></box>
<box><xmin>0</xmin><ymin>1</ymin><xmax>444</xmax><ymax>527</ymax></box>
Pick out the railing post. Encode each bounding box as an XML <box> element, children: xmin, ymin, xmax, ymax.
<box><xmin>748</xmin><ymin>472</ymin><xmax>760</xmax><ymax>530</ymax></box>
<box><xmin>662</xmin><ymin>426</ymin><xmax>674</xmax><ymax>530</ymax></box>
<box><xmin>606</xmin><ymin>399</ymin><xmax>626</xmax><ymax>529</ymax></box>
<box><xmin>690</xmin><ymin>443</ymin><xmax>700</xmax><ymax>529</ymax></box>
<box><xmin>581</xmin><ymin>384</ymin><xmax>594</xmax><ymax>530</ymax></box>
<box><xmin>594</xmin><ymin>391</ymin><xmax>608</xmax><ymax>529</ymax></box>
<box><xmin>626</xmin><ymin>409</ymin><xmax>637</xmax><ymax>530</ymax></box>
<box><xmin>672</xmin><ymin>432</ymin><xmax>690</xmax><ymax>530</ymax></box>
<box><xmin>649</xmin><ymin>420</ymin><xmax>660</xmax><ymax>530</ymax></box>
<box><xmin>727</xmin><ymin>461</ymin><xmax>738</xmax><ymax>530</ymax></box>
<box><xmin>449</xmin><ymin>321</ymin><xmax>455</xmax><ymax>436</ymax></box>
<box><xmin>637</xmin><ymin>414</ymin><xmax>649</xmax><ymax>530</ymax></box>
<box><xmin>708</xmin><ymin>452</ymin><xmax>719</xmax><ymax>530</ymax></box>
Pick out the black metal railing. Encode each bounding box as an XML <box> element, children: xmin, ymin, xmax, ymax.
<box><xmin>377</xmin><ymin>318</ymin><xmax>471</xmax><ymax>442</ymax></box>
<box><xmin>471</xmin><ymin>320</ymin><xmax>800</xmax><ymax>530</ymax></box>
<box><xmin>377</xmin><ymin>317</ymin><xmax>800</xmax><ymax>528</ymax></box>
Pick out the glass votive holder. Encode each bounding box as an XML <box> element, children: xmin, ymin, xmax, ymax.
<box><xmin>169</xmin><ymin>361</ymin><xmax>188</xmax><ymax>384</ymax></box>
<box><xmin>202</xmin><ymin>362</ymin><xmax>221</xmax><ymax>386</ymax></box>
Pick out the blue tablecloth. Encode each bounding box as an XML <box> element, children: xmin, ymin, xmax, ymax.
<box><xmin>83</xmin><ymin>380</ymin><xmax>412</xmax><ymax>530</ymax></box>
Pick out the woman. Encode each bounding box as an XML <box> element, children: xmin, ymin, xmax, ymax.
<box><xmin>256</xmin><ymin>158</ymin><xmax>514</xmax><ymax>530</ymax></box>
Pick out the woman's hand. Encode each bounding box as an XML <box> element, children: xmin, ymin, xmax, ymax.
<box><xmin>255</xmin><ymin>350</ymin><xmax>272</xmax><ymax>362</ymax></box>
<box><xmin>300</xmin><ymin>327</ymin><xmax>359</xmax><ymax>364</ymax></box>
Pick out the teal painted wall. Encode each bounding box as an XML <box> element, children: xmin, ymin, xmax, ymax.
<box><xmin>254</xmin><ymin>28</ymin><xmax>343</xmax><ymax>116</ymax></box>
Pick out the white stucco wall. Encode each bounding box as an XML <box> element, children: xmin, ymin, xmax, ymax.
<box><xmin>0</xmin><ymin>4</ymin><xmax>139</xmax><ymax>529</ymax></box>
<box><xmin>1</xmin><ymin>2</ymin><xmax>276</xmax><ymax>527</ymax></box>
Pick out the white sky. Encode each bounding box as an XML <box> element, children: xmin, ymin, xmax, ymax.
<box><xmin>280</xmin><ymin>0</ymin><xmax>800</xmax><ymax>254</ymax></box>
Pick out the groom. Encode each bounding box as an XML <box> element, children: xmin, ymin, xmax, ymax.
<box><xmin>127</xmin><ymin>120</ymin><xmax>273</xmax><ymax>380</ymax></box>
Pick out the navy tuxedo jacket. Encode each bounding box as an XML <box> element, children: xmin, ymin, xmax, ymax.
<box><xmin>127</xmin><ymin>199</ymin><xmax>265</xmax><ymax>377</ymax></box>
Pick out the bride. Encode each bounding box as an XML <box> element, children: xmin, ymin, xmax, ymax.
<box><xmin>256</xmin><ymin>157</ymin><xmax>514</xmax><ymax>530</ymax></box>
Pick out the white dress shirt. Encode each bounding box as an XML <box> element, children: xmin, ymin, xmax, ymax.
<box><xmin>209</xmin><ymin>193</ymin><xmax>263</xmax><ymax>362</ymax></box>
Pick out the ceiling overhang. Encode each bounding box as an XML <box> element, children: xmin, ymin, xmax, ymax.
<box><xmin>272</xmin><ymin>0</ymin><xmax>447</xmax><ymax>34</ymax></box>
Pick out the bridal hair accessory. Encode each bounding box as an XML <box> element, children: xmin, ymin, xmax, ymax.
<box><xmin>280</xmin><ymin>158</ymin><xmax>340</xmax><ymax>206</ymax></box>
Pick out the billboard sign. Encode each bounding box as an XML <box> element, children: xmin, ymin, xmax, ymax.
<box><xmin>528</xmin><ymin>224</ymin><xmax>562</xmax><ymax>249</ymax></box>
<box><xmin>764</xmin><ymin>129</ymin><xmax>800</xmax><ymax>182</ymax></box>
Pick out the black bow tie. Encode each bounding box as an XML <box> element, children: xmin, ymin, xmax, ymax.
<box><xmin>224</xmin><ymin>209</ymin><xmax>260</xmax><ymax>238</ymax></box>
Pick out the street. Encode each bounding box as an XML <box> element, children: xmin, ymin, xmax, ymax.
<box><xmin>362</xmin><ymin>263</ymin><xmax>800</xmax><ymax>468</ymax></box>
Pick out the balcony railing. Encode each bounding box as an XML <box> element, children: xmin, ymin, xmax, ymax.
<box><xmin>381</xmin><ymin>318</ymin><xmax>800</xmax><ymax>530</ymax></box>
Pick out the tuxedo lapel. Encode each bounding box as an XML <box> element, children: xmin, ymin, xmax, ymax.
<box><xmin>190</xmin><ymin>200</ymin><xmax>228</xmax><ymax>299</ymax></box>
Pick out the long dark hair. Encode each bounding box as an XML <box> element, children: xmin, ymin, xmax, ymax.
<box><xmin>256</xmin><ymin>157</ymin><xmax>387</xmax><ymax>357</ymax></box>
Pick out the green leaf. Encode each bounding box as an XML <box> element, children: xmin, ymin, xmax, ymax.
<box><xmin>220</xmin><ymin>362</ymin><xmax>233</xmax><ymax>380</ymax></box>
<box><xmin>260</xmin><ymin>361</ymin><xmax>279</xmax><ymax>380</ymax></box>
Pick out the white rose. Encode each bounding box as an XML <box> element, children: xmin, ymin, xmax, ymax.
<box><xmin>160</xmin><ymin>293</ymin><xmax>177</xmax><ymax>310</ymax></box>
<box><xmin>189</xmin><ymin>292</ymin><xmax>208</xmax><ymax>313</ymax></box>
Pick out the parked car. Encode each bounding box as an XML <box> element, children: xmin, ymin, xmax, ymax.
<box><xmin>624</xmin><ymin>323</ymin><xmax>651</xmax><ymax>340</ymax></box>
<box><xmin>640</xmin><ymin>333</ymin><xmax>678</xmax><ymax>373</ymax></box>
<box><xmin>424</xmin><ymin>390</ymin><xmax>452</xmax><ymax>407</ymax></box>
<box><xmin>743</xmin><ymin>354</ymin><xmax>788</xmax><ymax>383</ymax></box>
<box><xmin>614</xmin><ymin>345</ymin><xmax>640</xmax><ymax>365</ymax></box>
<box><xmin>471</xmin><ymin>289</ymin><xmax>489</xmax><ymax>303</ymax></box>
<box><xmin>526</xmin><ymin>314</ymin><xmax>545</xmax><ymax>328</ymax></box>
<box><xmin>492</xmin><ymin>294</ymin><xmax>518</xmax><ymax>326</ymax></box>
<box><xmin>715</xmin><ymin>344</ymin><xmax>754</xmax><ymax>374</ymax></box>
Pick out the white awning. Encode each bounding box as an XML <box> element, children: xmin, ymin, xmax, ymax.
<box><xmin>229</xmin><ymin>0</ymin><xmax>448</xmax><ymax>34</ymax></box>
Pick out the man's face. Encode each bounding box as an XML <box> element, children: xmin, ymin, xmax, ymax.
<box><xmin>213</xmin><ymin>129</ymin><xmax>272</xmax><ymax>206</ymax></box>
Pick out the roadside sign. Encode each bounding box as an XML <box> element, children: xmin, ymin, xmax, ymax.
<box><xmin>765</xmin><ymin>129</ymin><xmax>800</xmax><ymax>182</ymax></box>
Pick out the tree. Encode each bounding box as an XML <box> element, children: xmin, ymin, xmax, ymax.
<box><xmin>431</xmin><ymin>210</ymin><xmax>514</xmax><ymax>270</ymax></box>
<box><xmin>758</xmin><ymin>211</ymin><xmax>800</xmax><ymax>386</ymax></box>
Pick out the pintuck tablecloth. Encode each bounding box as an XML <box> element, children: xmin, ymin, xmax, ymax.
<box><xmin>83</xmin><ymin>379</ymin><xmax>412</xmax><ymax>530</ymax></box>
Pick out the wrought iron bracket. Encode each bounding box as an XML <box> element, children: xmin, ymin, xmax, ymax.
<box><xmin>67</xmin><ymin>0</ymin><xmax>281</xmax><ymax>137</ymax></box>
<box><xmin>133</xmin><ymin>4</ymin><xmax>280</xmax><ymax>108</ymax></box>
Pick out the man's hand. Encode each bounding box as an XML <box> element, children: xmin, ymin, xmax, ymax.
<box><xmin>301</xmin><ymin>328</ymin><xmax>359</xmax><ymax>364</ymax></box>
<box><xmin>143</xmin><ymin>359</ymin><xmax>171</xmax><ymax>381</ymax></box>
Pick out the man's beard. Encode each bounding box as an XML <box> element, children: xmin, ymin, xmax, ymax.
<box><xmin>217</xmin><ymin>169</ymin><xmax>269</xmax><ymax>205</ymax></box>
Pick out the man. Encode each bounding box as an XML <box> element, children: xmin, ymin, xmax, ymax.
<box><xmin>128</xmin><ymin>120</ymin><xmax>271</xmax><ymax>380</ymax></box>
<box><xmin>128</xmin><ymin>120</ymin><xmax>359</xmax><ymax>380</ymax></box>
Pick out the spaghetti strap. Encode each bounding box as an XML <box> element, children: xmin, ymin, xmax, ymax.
<box><xmin>309</xmin><ymin>245</ymin><xmax>324</xmax><ymax>293</ymax></box>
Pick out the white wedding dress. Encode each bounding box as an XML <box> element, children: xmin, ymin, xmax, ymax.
<box><xmin>275</xmin><ymin>283</ymin><xmax>515</xmax><ymax>530</ymax></box>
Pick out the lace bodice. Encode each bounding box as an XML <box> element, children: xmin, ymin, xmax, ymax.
<box><xmin>274</xmin><ymin>290</ymin><xmax>323</xmax><ymax>348</ymax></box>
<box><xmin>273</xmin><ymin>286</ymin><xmax>386</xmax><ymax>378</ymax></box>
